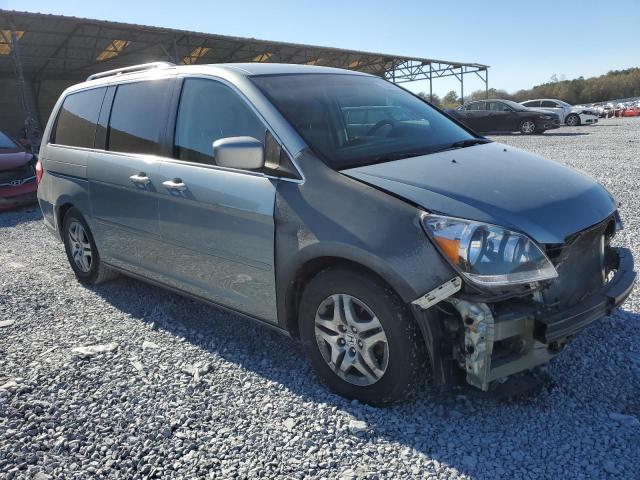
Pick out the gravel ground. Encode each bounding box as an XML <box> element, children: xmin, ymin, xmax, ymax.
<box><xmin>1</xmin><ymin>117</ymin><xmax>639</xmax><ymax>479</ymax></box>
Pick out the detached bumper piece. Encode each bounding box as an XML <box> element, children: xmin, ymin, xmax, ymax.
<box><xmin>535</xmin><ymin>247</ymin><xmax>635</xmax><ymax>344</ymax></box>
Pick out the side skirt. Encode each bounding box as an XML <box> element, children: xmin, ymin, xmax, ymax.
<box><xmin>103</xmin><ymin>262</ymin><xmax>291</xmax><ymax>338</ymax></box>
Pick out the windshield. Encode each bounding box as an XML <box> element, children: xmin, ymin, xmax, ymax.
<box><xmin>251</xmin><ymin>74</ymin><xmax>478</xmax><ymax>169</ymax></box>
<box><xmin>0</xmin><ymin>131</ymin><xmax>18</xmax><ymax>149</ymax></box>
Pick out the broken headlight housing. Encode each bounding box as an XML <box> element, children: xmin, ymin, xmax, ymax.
<box><xmin>422</xmin><ymin>214</ymin><xmax>558</xmax><ymax>287</ymax></box>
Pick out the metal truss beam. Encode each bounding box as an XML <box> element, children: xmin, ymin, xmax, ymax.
<box><xmin>383</xmin><ymin>60</ymin><xmax>489</xmax><ymax>102</ymax></box>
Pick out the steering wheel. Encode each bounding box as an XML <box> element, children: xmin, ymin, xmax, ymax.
<box><xmin>366</xmin><ymin>119</ymin><xmax>396</xmax><ymax>136</ymax></box>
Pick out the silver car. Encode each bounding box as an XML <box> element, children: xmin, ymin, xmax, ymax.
<box><xmin>37</xmin><ymin>62</ymin><xmax>635</xmax><ymax>404</ymax></box>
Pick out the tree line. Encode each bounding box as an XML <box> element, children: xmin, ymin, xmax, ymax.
<box><xmin>419</xmin><ymin>67</ymin><xmax>640</xmax><ymax>108</ymax></box>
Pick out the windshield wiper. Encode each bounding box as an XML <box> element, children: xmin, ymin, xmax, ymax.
<box><xmin>432</xmin><ymin>138</ymin><xmax>491</xmax><ymax>153</ymax></box>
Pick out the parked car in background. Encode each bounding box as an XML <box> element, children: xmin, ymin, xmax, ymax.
<box><xmin>620</xmin><ymin>104</ymin><xmax>640</xmax><ymax>117</ymax></box>
<box><xmin>447</xmin><ymin>99</ymin><xmax>560</xmax><ymax>134</ymax></box>
<box><xmin>0</xmin><ymin>130</ymin><xmax>38</xmax><ymax>210</ymax></box>
<box><xmin>602</xmin><ymin>104</ymin><xmax>616</xmax><ymax>118</ymax></box>
<box><xmin>520</xmin><ymin>99</ymin><xmax>598</xmax><ymax>126</ymax></box>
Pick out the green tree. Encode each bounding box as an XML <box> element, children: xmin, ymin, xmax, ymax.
<box><xmin>509</xmin><ymin>68</ymin><xmax>640</xmax><ymax>104</ymax></box>
<box><xmin>417</xmin><ymin>91</ymin><xmax>442</xmax><ymax>108</ymax></box>
<box><xmin>441</xmin><ymin>90</ymin><xmax>460</xmax><ymax>109</ymax></box>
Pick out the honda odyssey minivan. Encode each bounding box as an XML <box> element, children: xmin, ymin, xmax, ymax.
<box><xmin>37</xmin><ymin>62</ymin><xmax>635</xmax><ymax>404</ymax></box>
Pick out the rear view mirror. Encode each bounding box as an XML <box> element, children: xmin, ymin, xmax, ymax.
<box><xmin>212</xmin><ymin>137</ymin><xmax>264</xmax><ymax>170</ymax></box>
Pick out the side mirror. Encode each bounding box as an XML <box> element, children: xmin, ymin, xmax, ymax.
<box><xmin>212</xmin><ymin>136</ymin><xmax>264</xmax><ymax>170</ymax></box>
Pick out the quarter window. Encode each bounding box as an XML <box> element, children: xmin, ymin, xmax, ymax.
<box><xmin>52</xmin><ymin>88</ymin><xmax>106</xmax><ymax>148</ymax></box>
<box><xmin>108</xmin><ymin>80</ymin><xmax>171</xmax><ymax>155</ymax></box>
<box><xmin>174</xmin><ymin>78</ymin><xmax>265</xmax><ymax>165</ymax></box>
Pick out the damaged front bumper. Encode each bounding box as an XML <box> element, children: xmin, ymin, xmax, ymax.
<box><xmin>412</xmin><ymin>247</ymin><xmax>636</xmax><ymax>391</ymax></box>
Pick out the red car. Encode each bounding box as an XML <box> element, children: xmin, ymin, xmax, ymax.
<box><xmin>0</xmin><ymin>130</ymin><xmax>38</xmax><ymax>210</ymax></box>
<box><xmin>621</xmin><ymin>106</ymin><xmax>640</xmax><ymax>117</ymax></box>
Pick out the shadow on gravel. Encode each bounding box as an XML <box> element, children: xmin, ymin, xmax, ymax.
<box><xmin>82</xmin><ymin>274</ymin><xmax>639</xmax><ymax>478</ymax></box>
<box><xmin>540</xmin><ymin>132</ymin><xmax>591</xmax><ymax>137</ymax></box>
<box><xmin>0</xmin><ymin>207</ymin><xmax>42</xmax><ymax>228</ymax></box>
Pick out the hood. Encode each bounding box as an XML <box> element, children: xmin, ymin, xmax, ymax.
<box><xmin>0</xmin><ymin>150</ymin><xmax>33</xmax><ymax>171</ymax></box>
<box><xmin>341</xmin><ymin>142</ymin><xmax>616</xmax><ymax>244</ymax></box>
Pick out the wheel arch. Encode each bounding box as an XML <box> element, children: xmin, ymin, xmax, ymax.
<box><xmin>56</xmin><ymin>202</ymin><xmax>76</xmax><ymax>238</ymax></box>
<box><xmin>280</xmin><ymin>246</ymin><xmax>417</xmax><ymax>338</ymax></box>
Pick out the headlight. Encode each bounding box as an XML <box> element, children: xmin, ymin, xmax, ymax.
<box><xmin>538</xmin><ymin>115</ymin><xmax>552</xmax><ymax>120</ymax></box>
<box><xmin>422</xmin><ymin>215</ymin><xmax>558</xmax><ymax>286</ymax></box>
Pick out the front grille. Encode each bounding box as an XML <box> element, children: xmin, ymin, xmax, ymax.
<box><xmin>0</xmin><ymin>164</ymin><xmax>35</xmax><ymax>185</ymax></box>
<box><xmin>543</xmin><ymin>217</ymin><xmax>614</xmax><ymax>309</ymax></box>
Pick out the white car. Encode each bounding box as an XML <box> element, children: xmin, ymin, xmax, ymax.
<box><xmin>520</xmin><ymin>99</ymin><xmax>598</xmax><ymax>126</ymax></box>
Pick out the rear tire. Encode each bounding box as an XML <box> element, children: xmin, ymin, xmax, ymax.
<box><xmin>299</xmin><ymin>267</ymin><xmax>427</xmax><ymax>405</ymax></box>
<box><xmin>62</xmin><ymin>207</ymin><xmax>118</xmax><ymax>285</ymax></box>
<box><xmin>519</xmin><ymin>119</ymin><xmax>536</xmax><ymax>135</ymax></box>
<box><xmin>565</xmin><ymin>113</ymin><xmax>580</xmax><ymax>126</ymax></box>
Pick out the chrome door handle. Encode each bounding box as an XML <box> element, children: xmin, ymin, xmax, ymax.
<box><xmin>129</xmin><ymin>172</ymin><xmax>150</xmax><ymax>185</ymax></box>
<box><xmin>163</xmin><ymin>178</ymin><xmax>187</xmax><ymax>192</ymax></box>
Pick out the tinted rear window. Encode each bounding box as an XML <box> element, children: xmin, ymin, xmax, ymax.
<box><xmin>108</xmin><ymin>80</ymin><xmax>171</xmax><ymax>155</ymax></box>
<box><xmin>53</xmin><ymin>88</ymin><xmax>106</xmax><ymax>148</ymax></box>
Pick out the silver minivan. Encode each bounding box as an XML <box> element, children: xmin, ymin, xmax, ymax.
<box><xmin>37</xmin><ymin>62</ymin><xmax>635</xmax><ymax>404</ymax></box>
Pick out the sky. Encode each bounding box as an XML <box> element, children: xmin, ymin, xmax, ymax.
<box><xmin>4</xmin><ymin>0</ymin><xmax>639</xmax><ymax>97</ymax></box>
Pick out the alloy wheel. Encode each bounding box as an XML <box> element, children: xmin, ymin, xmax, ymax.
<box><xmin>566</xmin><ymin>115</ymin><xmax>579</xmax><ymax>126</ymax></box>
<box><xmin>314</xmin><ymin>294</ymin><xmax>389</xmax><ymax>386</ymax></box>
<box><xmin>68</xmin><ymin>221</ymin><xmax>93</xmax><ymax>273</ymax></box>
<box><xmin>521</xmin><ymin>120</ymin><xmax>536</xmax><ymax>134</ymax></box>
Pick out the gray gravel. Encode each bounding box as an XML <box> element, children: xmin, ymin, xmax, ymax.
<box><xmin>1</xmin><ymin>117</ymin><xmax>639</xmax><ymax>479</ymax></box>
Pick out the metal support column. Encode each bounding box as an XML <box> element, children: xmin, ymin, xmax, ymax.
<box><xmin>485</xmin><ymin>68</ymin><xmax>489</xmax><ymax>99</ymax></box>
<box><xmin>460</xmin><ymin>66</ymin><xmax>464</xmax><ymax>104</ymax></box>
<box><xmin>429</xmin><ymin>64</ymin><xmax>433</xmax><ymax>102</ymax></box>
<box><xmin>10</xmin><ymin>25</ymin><xmax>39</xmax><ymax>151</ymax></box>
<box><xmin>173</xmin><ymin>36</ymin><xmax>180</xmax><ymax>64</ymax></box>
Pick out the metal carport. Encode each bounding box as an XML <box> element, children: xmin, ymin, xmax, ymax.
<box><xmin>0</xmin><ymin>9</ymin><xmax>489</xmax><ymax>149</ymax></box>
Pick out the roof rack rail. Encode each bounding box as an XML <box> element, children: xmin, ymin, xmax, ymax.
<box><xmin>86</xmin><ymin>62</ymin><xmax>175</xmax><ymax>82</ymax></box>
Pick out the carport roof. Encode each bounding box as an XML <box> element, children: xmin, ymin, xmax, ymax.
<box><xmin>0</xmin><ymin>9</ymin><xmax>488</xmax><ymax>83</ymax></box>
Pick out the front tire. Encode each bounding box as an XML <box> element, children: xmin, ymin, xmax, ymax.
<box><xmin>565</xmin><ymin>113</ymin><xmax>580</xmax><ymax>126</ymax></box>
<box><xmin>299</xmin><ymin>268</ymin><xmax>427</xmax><ymax>405</ymax></box>
<box><xmin>519</xmin><ymin>119</ymin><xmax>537</xmax><ymax>135</ymax></box>
<box><xmin>62</xmin><ymin>208</ymin><xmax>118</xmax><ymax>285</ymax></box>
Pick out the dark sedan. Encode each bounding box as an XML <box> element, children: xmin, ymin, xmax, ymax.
<box><xmin>447</xmin><ymin>99</ymin><xmax>560</xmax><ymax>134</ymax></box>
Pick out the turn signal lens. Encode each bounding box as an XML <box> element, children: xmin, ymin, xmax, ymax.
<box><xmin>432</xmin><ymin>236</ymin><xmax>460</xmax><ymax>265</ymax></box>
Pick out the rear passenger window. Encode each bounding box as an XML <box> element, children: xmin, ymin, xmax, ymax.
<box><xmin>541</xmin><ymin>101</ymin><xmax>558</xmax><ymax>108</ymax></box>
<box><xmin>523</xmin><ymin>101</ymin><xmax>539</xmax><ymax>108</ymax></box>
<box><xmin>467</xmin><ymin>102</ymin><xmax>485</xmax><ymax>111</ymax></box>
<box><xmin>52</xmin><ymin>88</ymin><xmax>106</xmax><ymax>148</ymax></box>
<box><xmin>108</xmin><ymin>80</ymin><xmax>170</xmax><ymax>155</ymax></box>
<box><xmin>174</xmin><ymin>78</ymin><xmax>265</xmax><ymax>165</ymax></box>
